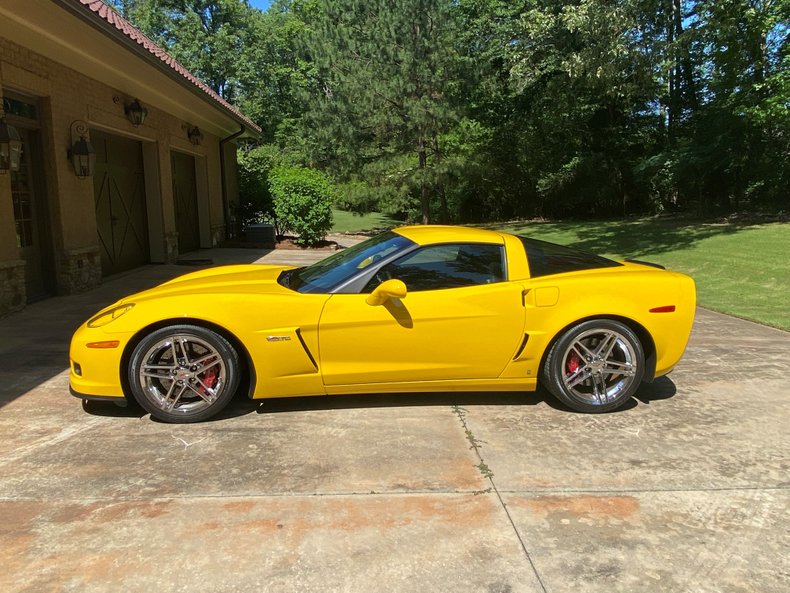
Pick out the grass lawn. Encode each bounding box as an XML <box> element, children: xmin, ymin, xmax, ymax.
<box><xmin>329</xmin><ymin>211</ymin><xmax>789</xmax><ymax>330</ymax></box>
<box><xmin>331</xmin><ymin>209</ymin><xmax>400</xmax><ymax>234</ymax></box>
<box><xmin>496</xmin><ymin>218</ymin><xmax>790</xmax><ymax>331</ymax></box>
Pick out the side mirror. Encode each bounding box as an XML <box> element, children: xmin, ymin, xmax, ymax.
<box><xmin>365</xmin><ymin>279</ymin><xmax>407</xmax><ymax>306</ymax></box>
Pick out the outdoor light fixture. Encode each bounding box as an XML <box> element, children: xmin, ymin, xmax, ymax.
<box><xmin>187</xmin><ymin>125</ymin><xmax>204</xmax><ymax>145</ymax></box>
<box><xmin>0</xmin><ymin>110</ymin><xmax>22</xmax><ymax>174</ymax></box>
<box><xmin>68</xmin><ymin>120</ymin><xmax>96</xmax><ymax>179</ymax></box>
<box><xmin>124</xmin><ymin>98</ymin><xmax>148</xmax><ymax>126</ymax></box>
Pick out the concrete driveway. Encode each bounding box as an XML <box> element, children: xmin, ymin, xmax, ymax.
<box><xmin>0</xmin><ymin>242</ymin><xmax>787</xmax><ymax>593</ymax></box>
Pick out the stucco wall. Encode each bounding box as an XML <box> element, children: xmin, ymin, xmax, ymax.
<box><xmin>0</xmin><ymin>36</ymin><xmax>239</xmax><ymax>315</ymax></box>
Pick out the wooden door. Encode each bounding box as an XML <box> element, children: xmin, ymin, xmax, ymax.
<box><xmin>92</xmin><ymin>130</ymin><xmax>149</xmax><ymax>275</ymax></box>
<box><xmin>171</xmin><ymin>151</ymin><xmax>200</xmax><ymax>254</ymax></box>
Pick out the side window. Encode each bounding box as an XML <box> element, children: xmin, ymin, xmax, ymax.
<box><xmin>364</xmin><ymin>243</ymin><xmax>506</xmax><ymax>292</ymax></box>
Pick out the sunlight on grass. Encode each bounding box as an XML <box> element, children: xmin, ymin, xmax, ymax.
<box><xmin>331</xmin><ymin>209</ymin><xmax>400</xmax><ymax>233</ymax></box>
<box><xmin>327</xmin><ymin>214</ymin><xmax>788</xmax><ymax>330</ymax></box>
<box><xmin>497</xmin><ymin>218</ymin><xmax>790</xmax><ymax>331</ymax></box>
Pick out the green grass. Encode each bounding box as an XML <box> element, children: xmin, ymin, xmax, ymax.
<box><xmin>331</xmin><ymin>209</ymin><xmax>400</xmax><ymax>233</ymax></box>
<box><xmin>329</xmin><ymin>211</ymin><xmax>790</xmax><ymax>330</ymax></box>
<box><xmin>495</xmin><ymin>218</ymin><xmax>790</xmax><ymax>331</ymax></box>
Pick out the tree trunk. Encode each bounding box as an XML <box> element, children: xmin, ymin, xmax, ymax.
<box><xmin>666</xmin><ymin>0</ymin><xmax>676</xmax><ymax>139</ymax></box>
<box><xmin>432</xmin><ymin>132</ymin><xmax>448</xmax><ymax>222</ymax></box>
<box><xmin>418</xmin><ymin>135</ymin><xmax>430</xmax><ymax>224</ymax></box>
<box><xmin>673</xmin><ymin>0</ymin><xmax>697</xmax><ymax>110</ymax></box>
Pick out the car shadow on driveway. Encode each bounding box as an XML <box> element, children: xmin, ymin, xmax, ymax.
<box><xmin>80</xmin><ymin>396</ymin><xmax>263</xmax><ymax>423</ymax></box>
<box><xmin>80</xmin><ymin>376</ymin><xmax>677</xmax><ymax>421</ymax></box>
<box><xmin>255</xmin><ymin>377</ymin><xmax>676</xmax><ymax>415</ymax></box>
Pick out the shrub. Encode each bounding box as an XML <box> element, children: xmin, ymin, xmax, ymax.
<box><xmin>236</xmin><ymin>145</ymin><xmax>276</xmax><ymax>227</ymax></box>
<box><xmin>269</xmin><ymin>166</ymin><xmax>334</xmax><ymax>246</ymax></box>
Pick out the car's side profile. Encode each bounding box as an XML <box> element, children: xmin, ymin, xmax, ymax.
<box><xmin>69</xmin><ymin>226</ymin><xmax>696</xmax><ymax>422</ymax></box>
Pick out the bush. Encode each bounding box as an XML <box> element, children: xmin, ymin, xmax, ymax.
<box><xmin>269</xmin><ymin>166</ymin><xmax>334</xmax><ymax>246</ymax></box>
<box><xmin>236</xmin><ymin>145</ymin><xmax>277</xmax><ymax>227</ymax></box>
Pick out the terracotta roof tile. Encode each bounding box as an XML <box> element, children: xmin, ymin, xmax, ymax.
<box><xmin>76</xmin><ymin>0</ymin><xmax>261</xmax><ymax>134</ymax></box>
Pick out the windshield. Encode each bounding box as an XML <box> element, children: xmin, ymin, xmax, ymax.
<box><xmin>280</xmin><ymin>231</ymin><xmax>414</xmax><ymax>293</ymax></box>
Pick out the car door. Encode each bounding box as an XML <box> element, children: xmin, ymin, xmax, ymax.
<box><xmin>318</xmin><ymin>242</ymin><xmax>526</xmax><ymax>386</ymax></box>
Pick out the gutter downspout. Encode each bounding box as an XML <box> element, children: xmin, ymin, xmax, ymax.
<box><xmin>219</xmin><ymin>126</ymin><xmax>245</xmax><ymax>240</ymax></box>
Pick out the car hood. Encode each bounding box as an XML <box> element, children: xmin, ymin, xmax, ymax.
<box><xmin>122</xmin><ymin>264</ymin><xmax>297</xmax><ymax>303</ymax></box>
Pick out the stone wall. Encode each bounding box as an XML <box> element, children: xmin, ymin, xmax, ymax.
<box><xmin>57</xmin><ymin>247</ymin><xmax>102</xmax><ymax>294</ymax></box>
<box><xmin>0</xmin><ymin>260</ymin><xmax>25</xmax><ymax>317</ymax></box>
<box><xmin>164</xmin><ymin>232</ymin><xmax>179</xmax><ymax>264</ymax></box>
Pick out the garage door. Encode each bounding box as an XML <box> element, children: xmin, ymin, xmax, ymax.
<box><xmin>92</xmin><ymin>130</ymin><xmax>149</xmax><ymax>276</ymax></box>
<box><xmin>171</xmin><ymin>151</ymin><xmax>200</xmax><ymax>254</ymax></box>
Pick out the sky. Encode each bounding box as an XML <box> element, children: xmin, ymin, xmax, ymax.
<box><xmin>248</xmin><ymin>0</ymin><xmax>273</xmax><ymax>11</ymax></box>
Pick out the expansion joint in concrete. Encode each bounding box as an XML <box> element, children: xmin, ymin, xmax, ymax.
<box><xmin>451</xmin><ymin>405</ymin><xmax>549</xmax><ymax>593</ymax></box>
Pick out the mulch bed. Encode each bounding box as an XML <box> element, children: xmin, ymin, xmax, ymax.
<box><xmin>274</xmin><ymin>236</ymin><xmax>340</xmax><ymax>250</ymax></box>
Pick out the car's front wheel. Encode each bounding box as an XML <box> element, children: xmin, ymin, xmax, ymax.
<box><xmin>543</xmin><ymin>319</ymin><xmax>644</xmax><ymax>413</ymax></box>
<box><xmin>128</xmin><ymin>324</ymin><xmax>240</xmax><ymax>423</ymax></box>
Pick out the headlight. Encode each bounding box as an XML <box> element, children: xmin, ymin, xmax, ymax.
<box><xmin>87</xmin><ymin>304</ymin><xmax>135</xmax><ymax>328</ymax></box>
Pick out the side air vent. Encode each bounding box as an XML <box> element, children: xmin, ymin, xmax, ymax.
<box><xmin>513</xmin><ymin>334</ymin><xmax>530</xmax><ymax>360</ymax></box>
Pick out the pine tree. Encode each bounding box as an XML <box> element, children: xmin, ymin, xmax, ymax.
<box><xmin>300</xmin><ymin>0</ymin><xmax>463</xmax><ymax>223</ymax></box>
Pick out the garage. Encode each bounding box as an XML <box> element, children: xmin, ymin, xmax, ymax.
<box><xmin>171</xmin><ymin>151</ymin><xmax>200</xmax><ymax>254</ymax></box>
<box><xmin>92</xmin><ymin>130</ymin><xmax>150</xmax><ymax>276</ymax></box>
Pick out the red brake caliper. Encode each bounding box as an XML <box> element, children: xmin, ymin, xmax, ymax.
<box><xmin>198</xmin><ymin>358</ymin><xmax>219</xmax><ymax>394</ymax></box>
<box><xmin>566</xmin><ymin>351</ymin><xmax>581</xmax><ymax>376</ymax></box>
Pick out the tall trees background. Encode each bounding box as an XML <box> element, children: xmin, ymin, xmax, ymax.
<box><xmin>109</xmin><ymin>0</ymin><xmax>789</xmax><ymax>222</ymax></box>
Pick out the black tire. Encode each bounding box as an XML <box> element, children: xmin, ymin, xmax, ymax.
<box><xmin>128</xmin><ymin>324</ymin><xmax>240</xmax><ymax>423</ymax></box>
<box><xmin>543</xmin><ymin>319</ymin><xmax>645</xmax><ymax>413</ymax></box>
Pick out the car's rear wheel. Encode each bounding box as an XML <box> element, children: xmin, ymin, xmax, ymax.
<box><xmin>128</xmin><ymin>325</ymin><xmax>240</xmax><ymax>423</ymax></box>
<box><xmin>543</xmin><ymin>319</ymin><xmax>644</xmax><ymax>413</ymax></box>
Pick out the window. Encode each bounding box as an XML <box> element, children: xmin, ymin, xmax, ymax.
<box><xmin>11</xmin><ymin>137</ymin><xmax>33</xmax><ymax>247</ymax></box>
<box><xmin>2</xmin><ymin>94</ymin><xmax>38</xmax><ymax>122</ymax></box>
<box><xmin>520</xmin><ymin>237</ymin><xmax>622</xmax><ymax>278</ymax></box>
<box><xmin>365</xmin><ymin>243</ymin><xmax>506</xmax><ymax>292</ymax></box>
<box><xmin>281</xmin><ymin>231</ymin><xmax>414</xmax><ymax>293</ymax></box>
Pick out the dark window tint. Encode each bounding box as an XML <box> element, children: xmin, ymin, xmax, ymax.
<box><xmin>366</xmin><ymin>243</ymin><xmax>506</xmax><ymax>292</ymax></box>
<box><xmin>520</xmin><ymin>237</ymin><xmax>622</xmax><ymax>278</ymax></box>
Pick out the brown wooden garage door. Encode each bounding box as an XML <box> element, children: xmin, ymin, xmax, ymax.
<box><xmin>171</xmin><ymin>151</ymin><xmax>200</xmax><ymax>254</ymax></box>
<box><xmin>92</xmin><ymin>130</ymin><xmax>149</xmax><ymax>276</ymax></box>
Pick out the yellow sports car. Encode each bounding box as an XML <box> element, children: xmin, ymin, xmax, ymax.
<box><xmin>70</xmin><ymin>225</ymin><xmax>696</xmax><ymax>423</ymax></box>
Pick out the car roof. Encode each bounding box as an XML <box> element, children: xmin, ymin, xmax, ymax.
<box><xmin>393</xmin><ymin>225</ymin><xmax>507</xmax><ymax>246</ymax></box>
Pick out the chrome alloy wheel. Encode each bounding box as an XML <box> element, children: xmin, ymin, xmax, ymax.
<box><xmin>560</xmin><ymin>328</ymin><xmax>638</xmax><ymax>405</ymax></box>
<box><xmin>138</xmin><ymin>334</ymin><xmax>227</xmax><ymax>415</ymax></box>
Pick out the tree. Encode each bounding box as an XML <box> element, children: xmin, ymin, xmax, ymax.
<box><xmin>506</xmin><ymin>0</ymin><xmax>660</xmax><ymax>215</ymax></box>
<box><xmin>298</xmin><ymin>0</ymin><xmax>464</xmax><ymax>223</ymax></box>
<box><xmin>110</xmin><ymin>0</ymin><xmax>790</xmax><ymax>221</ymax></box>
<box><xmin>109</xmin><ymin>0</ymin><xmax>257</xmax><ymax>102</ymax></box>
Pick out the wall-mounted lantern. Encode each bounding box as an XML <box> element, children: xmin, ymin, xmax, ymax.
<box><xmin>0</xmin><ymin>110</ymin><xmax>22</xmax><ymax>174</ymax></box>
<box><xmin>67</xmin><ymin>120</ymin><xmax>96</xmax><ymax>179</ymax></box>
<box><xmin>187</xmin><ymin>126</ymin><xmax>204</xmax><ymax>146</ymax></box>
<box><xmin>124</xmin><ymin>98</ymin><xmax>148</xmax><ymax>127</ymax></box>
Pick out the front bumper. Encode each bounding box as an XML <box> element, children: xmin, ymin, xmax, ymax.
<box><xmin>69</xmin><ymin>386</ymin><xmax>128</xmax><ymax>406</ymax></box>
<box><xmin>68</xmin><ymin>323</ymin><xmax>130</xmax><ymax>399</ymax></box>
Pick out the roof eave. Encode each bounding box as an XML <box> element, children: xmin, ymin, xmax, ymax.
<box><xmin>51</xmin><ymin>0</ymin><xmax>261</xmax><ymax>138</ymax></box>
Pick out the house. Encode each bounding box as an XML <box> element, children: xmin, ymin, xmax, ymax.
<box><xmin>0</xmin><ymin>0</ymin><xmax>261</xmax><ymax>316</ymax></box>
